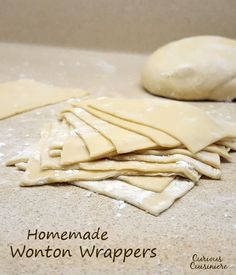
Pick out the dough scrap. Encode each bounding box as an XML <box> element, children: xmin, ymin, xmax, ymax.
<box><xmin>73</xmin><ymin>178</ymin><xmax>194</xmax><ymax>216</ymax></box>
<box><xmin>87</xmin><ymin>98</ymin><xmax>236</xmax><ymax>153</ymax></box>
<box><xmin>0</xmin><ymin>79</ymin><xmax>88</xmax><ymax>120</ymax></box>
<box><xmin>70</xmin><ymin>107</ymin><xmax>157</xmax><ymax>154</ymax></box>
<box><xmin>118</xmin><ymin>176</ymin><xmax>174</xmax><ymax>192</ymax></box>
<box><xmin>141</xmin><ymin>36</ymin><xmax>236</xmax><ymax>101</ymax></box>
<box><xmin>79</xmin><ymin>160</ymin><xmax>200</xmax><ymax>182</ymax></box>
<box><xmin>111</xmin><ymin>154</ymin><xmax>221</xmax><ymax>179</ymax></box>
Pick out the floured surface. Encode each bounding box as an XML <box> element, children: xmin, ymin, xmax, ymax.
<box><xmin>0</xmin><ymin>44</ymin><xmax>236</xmax><ymax>275</ymax></box>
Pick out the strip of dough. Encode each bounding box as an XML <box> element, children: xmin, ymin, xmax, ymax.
<box><xmin>48</xmin><ymin>147</ymin><xmax>221</xmax><ymax>168</ymax></box>
<box><xmin>118</xmin><ymin>176</ymin><xmax>174</xmax><ymax>192</ymax></box>
<box><xmin>21</xmin><ymin>158</ymin><xmax>120</xmax><ymax>186</ymax></box>
<box><xmin>5</xmin><ymin>145</ymin><xmax>37</xmax><ymax>166</ymax></box>
<box><xmin>79</xmin><ymin>160</ymin><xmax>200</xmax><ymax>182</ymax></box>
<box><xmin>15</xmin><ymin>162</ymin><xmax>27</xmax><ymax>171</ymax></box>
<box><xmin>72</xmin><ymin>178</ymin><xmax>194</xmax><ymax>216</ymax></box>
<box><xmin>0</xmin><ymin>79</ymin><xmax>88</xmax><ymax>120</ymax></box>
<box><xmin>21</xmin><ymin>157</ymin><xmax>179</xmax><ymax>186</ymax></box>
<box><xmin>61</xmin><ymin>112</ymin><xmax>115</xmax><ymax>158</ymax></box>
<box><xmin>49</xmin><ymin>149</ymin><xmax>61</xmax><ymax>157</ymax></box>
<box><xmin>48</xmin><ymin>120</ymin><xmax>71</xmax><ymax>149</ymax></box>
<box><xmin>204</xmin><ymin>145</ymin><xmax>231</xmax><ymax>160</ymax></box>
<box><xmin>85</xmin><ymin>98</ymin><xmax>236</xmax><ymax>152</ymax></box>
<box><xmin>216</xmin><ymin>140</ymin><xmax>236</xmax><ymax>151</ymax></box>
<box><xmin>136</xmin><ymin>148</ymin><xmax>220</xmax><ymax>168</ymax></box>
<box><xmin>70</xmin><ymin>107</ymin><xmax>157</xmax><ymax>154</ymax></box>
<box><xmin>73</xmin><ymin>104</ymin><xmax>181</xmax><ymax>148</ymax></box>
<box><xmin>111</xmin><ymin>154</ymin><xmax>221</xmax><ymax>179</ymax></box>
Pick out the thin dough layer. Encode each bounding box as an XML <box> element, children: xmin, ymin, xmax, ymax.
<box><xmin>61</xmin><ymin>112</ymin><xmax>115</xmax><ymax>158</ymax></box>
<box><xmin>0</xmin><ymin>79</ymin><xmax>87</xmax><ymax>120</ymax></box>
<box><xmin>136</xmin><ymin>148</ymin><xmax>220</xmax><ymax>168</ymax></box>
<box><xmin>79</xmin><ymin>160</ymin><xmax>200</xmax><ymax>182</ymax></box>
<box><xmin>72</xmin><ymin>103</ymin><xmax>181</xmax><ymax>148</ymax></box>
<box><xmin>111</xmin><ymin>154</ymin><xmax>221</xmax><ymax>179</ymax></box>
<box><xmin>70</xmin><ymin>107</ymin><xmax>157</xmax><ymax>154</ymax></box>
<box><xmin>73</xmin><ymin>178</ymin><xmax>194</xmax><ymax>216</ymax></box>
<box><xmin>118</xmin><ymin>176</ymin><xmax>174</xmax><ymax>192</ymax></box>
<box><xmin>84</xmin><ymin>98</ymin><xmax>236</xmax><ymax>152</ymax></box>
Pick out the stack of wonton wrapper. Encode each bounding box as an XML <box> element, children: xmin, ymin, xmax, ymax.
<box><xmin>6</xmin><ymin>98</ymin><xmax>236</xmax><ymax>216</ymax></box>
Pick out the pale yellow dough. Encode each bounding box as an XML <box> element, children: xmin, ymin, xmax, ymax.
<box><xmin>21</xmin><ymin>156</ymin><xmax>194</xmax><ymax>216</ymax></box>
<box><xmin>49</xmin><ymin>149</ymin><xmax>61</xmax><ymax>157</ymax></box>
<box><xmin>79</xmin><ymin>160</ymin><xmax>200</xmax><ymax>182</ymax></box>
<box><xmin>111</xmin><ymin>154</ymin><xmax>221</xmax><ymax>179</ymax></box>
<box><xmin>71</xmin><ymin>107</ymin><xmax>157</xmax><ymax>154</ymax></box>
<box><xmin>204</xmin><ymin>145</ymin><xmax>231</xmax><ymax>160</ymax></box>
<box><xmin>118</xmin><ymin>176</ymin><xmax>174</xmax><ymax>192</ymax></box>
<box><xmin>141</xmin><ymin>36</ymin><xmax>236</xmax><ymax>101</ymax></box>
<box><xmin>73</xmin><ymin>178</ymin><xmax>194</xmax><ymax>216</ymax></box>
<box><xmin>61</xmin><ymin>112</ymin><xmax>115</xmax><ymax>158</ymax></box>
<box><xmin>0</xmin><ymin>79</ymin><xmax>87</xmax><ymax>120</ymax></box>
<box><xmin>72</xmin><ymin>103</ymin><xmax>181</xmax><ymax>148</ymax></box>
<box><xmin>86</xmin><ymin>98</ymin><xmax>236</xmax><ymax>152</ymax></box>
<box><xmin>21</xmin><ymin>156</ymin><xmax>181</xmax><ymax>186</ymax></box>
<box><xmin>136</xmin><ymin>148</ymin><xmax>220</xmax><ymax>168</ymax></box>
<box><xmin>21</xmin><ymin>158</ymin><xmax>120</xmax><ymax>186</ymax></box>
<box><xmin>48</xmin><ymin>120</ymin><xmax>71</xmax><ymax>149</ymax></box>
<box><xmin>60</xmin><ymin>136</ymin><xmax>91</xmax><ymax>165</ymax></box>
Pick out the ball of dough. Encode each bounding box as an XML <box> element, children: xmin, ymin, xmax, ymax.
<box><xmin>141</xmin><ymin>36</ymin><xmax>236</xmax><ymax>101</ymax></box>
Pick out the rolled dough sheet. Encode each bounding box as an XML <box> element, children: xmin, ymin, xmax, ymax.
<box><xmin>118</xmin><ymin>176</ymin><xmax>174</xmax><ymax>192</ymax></box>
<box><xmin>136</xmin><ymin>148</ymin><xmax>220</xmax><ymax>168</ymax></box>
<box><xmin>86</xmin><ymin>98</ymin><xmax>236</xmax><ymax>153</ymax></box>
<box><xmin>79</xmin><ymin>160</ymin><xmax>200</xmax><ymax>182</ymax></box>
<box><xmin>0</xmin><ymin>79</ymin><xmax>88</xmax><ymax>120</ymax></box>
<box><xmin>61</xmin><ymin>112</ymin><xmax>115</xmax><ymax>158</ymax></box>
<box><xmin>73</xmin><ymin>104</ymin><xmax>181</xmax><ymax>148</ymax></box>
<box><xmin>73</xmin><ymin>178</ymin><xmax>194</xmax><ymax>216</ymax></box>
<box><xmin>70</xmin><ymin>107</ymin><xmax>157</xmax><ymax>154</ymax></box>
<box><xmin>111</xmin><ymin>154</ymin><xmax>221</xmax><ymax>179</ymax></box>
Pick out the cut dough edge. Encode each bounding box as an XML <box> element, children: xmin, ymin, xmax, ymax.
<box><xmin>72</xmin><ymin>178</ymin><xmax>194</xmax><ymax>216</ymax></box>
<box><xmin>64</xmin><ymin>104</ymin><xmax>181</xmax><ymax>148</ymax></box>
<box><xmin>64</xmin><ymin>107</ymin><xmax>157</xmax><ymax>154</ymax></box>
<box><xmin>73</xmin><ymin>98</ymin><xmax>236</xmax><ymax>153</ymax></box>
<box><xmin>13</xmin><ymin>144</ymin><xmax>193</xmax><ymax>216</ymax></box>
<box><xmin>0</xmin><ymin>79</ymin><xmax>88</xmax><ymax>120</ymax></box>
